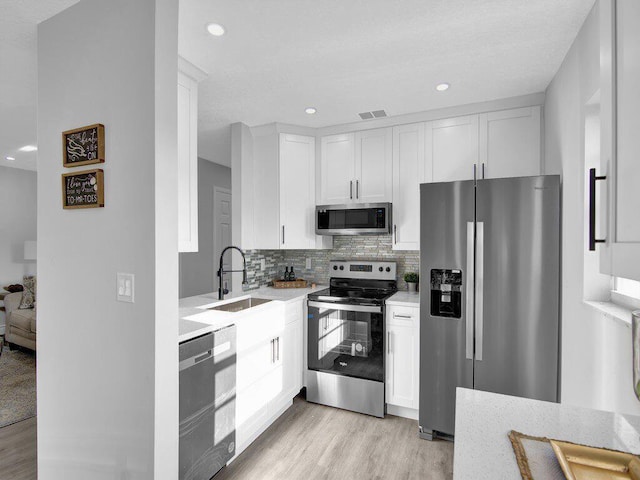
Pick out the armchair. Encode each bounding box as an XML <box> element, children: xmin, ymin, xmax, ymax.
<box><xmin>4</xmin><ymin>292</ymin><xmax>36</xmax><ymax>351</ymax></box>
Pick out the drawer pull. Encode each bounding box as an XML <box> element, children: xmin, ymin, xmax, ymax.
<box><xmin>393</xmin><ymin>314</ymin><xmax>413</xmax><ymax>319</ymax></box>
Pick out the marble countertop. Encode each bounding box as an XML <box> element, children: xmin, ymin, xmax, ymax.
<box><xmin>178</xmin><ymin>284</ymin><xmax>327</xmax><ymax>343</ymax></box>
<box><xmin>386</xmin><ymin>291</ymin><xmax>420</xmax><ymax>307</ymax></box>
<box><xmin>453</xmin><ymin>388</ymin><xmax>640</xmax><ymax>479</ymax></box>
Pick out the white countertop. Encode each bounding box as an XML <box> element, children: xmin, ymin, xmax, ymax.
<box><xmin>178</xmin><ymin>285</ymin><xmax>327</xmax><ymax>343</ymax></box>
<box><xmin>453</xmin><ymin>388</ymin><xmax>640</xmax><ymax>479</ymax></box>
<box><xmin>386</xmin><ymin>291</ymin><xmax>420</xmax><ymax>307</ymax></box>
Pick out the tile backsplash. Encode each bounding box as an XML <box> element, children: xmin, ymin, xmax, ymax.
<box><xmin>244</xmin><ymin>235</ymin><xmax>419</xmax><ymax>291</ymax></box>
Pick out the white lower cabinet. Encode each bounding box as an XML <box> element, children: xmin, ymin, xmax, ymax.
<box><xmin>235</xmin><ymin>298</ymin><xmax>305</xmax><ymax>457</ymax></box>
<box><xmin>282</xmin><ymin>300</ymin><xmax>304</xmax><ymax>399</ymax></box>
<box><xmin>386</xmin><ymin>305</ymin><xmax>420</xmax><ymax>417</ymax></box>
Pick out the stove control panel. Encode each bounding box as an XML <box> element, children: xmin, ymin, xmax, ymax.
<box><xmin>329</xmin><ymin>261</ymin><xmax>396</xmax><ymax>280</ymax></box>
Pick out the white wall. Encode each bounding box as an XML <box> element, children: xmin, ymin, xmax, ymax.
<box><xmin>37</xmin><ymin>0</ymin><xmax>179</xmax><ymax>478</ymax></box>
<box><xmin>179</xmin><ymin>159</ymin><xmax>231</xmax><ymax>297</ymax></box>
<box><xmin>0</xmin><ymin>166</ymin><xmax>37</xmax><ymax>286</ymax></box>
<box><xmin>545</xmin><ymin>1</ymin><xmax>640</xmax><ymax>416</ymax></box>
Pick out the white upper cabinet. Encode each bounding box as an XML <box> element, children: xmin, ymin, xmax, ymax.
<box><xmin>599</xmin><ymin>0</ymin><xmax>640</xmax><ymax>280</ymax></box>
<box><xmin>319</xmin><ymin>133</ymin><xmax>356</xmax><ymax>204</ymax></box>
<box><xmin>355</xmin><ymin>128</ymin><xmax>393</xmax><ymax>203</ymax></box>
<box><xmin>177</xmin><ymin>57</ymin><xmax>206</xmax><ymax>253</ymax></box>
<box><xmin>426</xmin><ymin>115</ymin><xmax>479</xmax><ymax>183</ymax></box>
<box><xmin>280</xmin><ymin>134</ymin><xmax>316</xmax><ymax>249</ymax></box>
<box><xmin>392</xmin><ymin>123</ymin><xmax>424</xmax><ymax>251</ymax></box>
<box><xmin>479</xmin><ymin>106</ymin><xmax>542</xmax><ymax>179</ymax></box>
<box><xmin>319</xmin><ymin>129</ymin><xmax>392</xmax><ymax>204</ymax></box>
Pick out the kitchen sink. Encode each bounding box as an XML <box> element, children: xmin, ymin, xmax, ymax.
<box><xmin>208</xmin><ymin>297</ymin><xmax>273</xmax><ymax>313</ymax></box>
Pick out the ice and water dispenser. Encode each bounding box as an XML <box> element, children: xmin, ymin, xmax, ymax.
<box><xmin>430</xmin><ymin>269</ymin><xmax>462</xmax><ymax>318</ymax></box>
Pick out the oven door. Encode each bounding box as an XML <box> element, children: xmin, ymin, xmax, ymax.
<box><xmin>307</xmin><ymin>301</ymin><xmax>384</xmax><ymax>382</ymax></box>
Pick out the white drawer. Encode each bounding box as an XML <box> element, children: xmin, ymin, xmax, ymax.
<box><xmin>387</xmin><ymin>305</ymin><xmax>419</xmax><ymax>326</ymax></box>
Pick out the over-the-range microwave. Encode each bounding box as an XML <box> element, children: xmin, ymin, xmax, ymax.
<box><xmin>315</xmin><ymin>203</ymin><xmax>392</xmax><ymax>235</ymax></box>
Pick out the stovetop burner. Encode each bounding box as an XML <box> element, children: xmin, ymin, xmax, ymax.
<box><xmin>308</xmin><ymin>261</ymin><xmax>397</xmax><ymax>306</ymax></box>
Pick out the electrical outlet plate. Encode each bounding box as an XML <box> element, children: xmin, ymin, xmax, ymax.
<box><xmin>260</xmin><ymin>259</ymin><xmax>266</xmax><ymax>271</ymax></box>
<box><xmin>306</xmin><ymin>258</ymin><xmax>312</xmax><ymax>270</ymax></box>
<box><xmin>117</xmin><ymin>273</ymin><xmax>135</xmax><ymax>303</ymax></box>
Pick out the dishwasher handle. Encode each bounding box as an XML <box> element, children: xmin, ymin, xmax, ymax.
<box><xmin>179</xmin><ymin>350</ymin><xmax>212</xmax><ymax>371</ymax></box>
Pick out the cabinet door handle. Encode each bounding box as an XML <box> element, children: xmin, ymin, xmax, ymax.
<box><xmin>350</xmin><ymin>180</ymin><xmax>353</xmax><ymax>200</ymax></box>
<box><xmin>356</xmin><ymin>180</ymin><xmax>359</xmax><ymax>199</ymax></box>
<box><xmin>277</xmin><ymin>337</ymin><xmax>280</xmax><ymax>361</ymax></box>
<box><xmin>282</xmin><ymin>225</ymin><xmax>285</xmax><ymax>245</ymax></box>
<box><xmin>482</xmin><ymin>163</ymin><xmax>485</xmax><ymax>179</ymax></box>
<box><xmin>589</xmin><ymin>168</ymin><xmax>607</xmax><ymax>251</ymax></box>
<box><xmin>387</xmin><ymin>331</ymin><xmax>391</xmax><ymax>354</ymax></box>
<box><xmin>473</xmin><ymin>164</ymin><xmax>477</xmax><ymax>182</ymax></box>
<box><xmin>394</xmin><ymin>224</ymin><xmax>397</xmax><ymax>244</ymax></box>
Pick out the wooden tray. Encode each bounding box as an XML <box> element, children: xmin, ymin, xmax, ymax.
<box><xmin>272</xmin><ymin>279</ymin><xmax>308</xmax><ymax>289</ymax></box>
<box><xmin>551</xmin><ymin>440</ymin><xmax>640</xmax><ymax>480</ymax></box>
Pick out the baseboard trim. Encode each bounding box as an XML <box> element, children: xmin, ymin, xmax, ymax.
<box><xmin>386</xmin><ymin>404</ymin><xmax>418</xmax><ymax>420</ymax></box>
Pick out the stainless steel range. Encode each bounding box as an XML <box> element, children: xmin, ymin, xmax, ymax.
<box><xmin>306</xmin><ymin>260</ymin><xmax>397</xmax><ymax>417</ymax></box>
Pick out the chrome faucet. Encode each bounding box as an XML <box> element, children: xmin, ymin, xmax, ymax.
<box><xmin>217</xmin><ymin>246</ymin><xmax>248</xmax><ymax>300</ymax></box>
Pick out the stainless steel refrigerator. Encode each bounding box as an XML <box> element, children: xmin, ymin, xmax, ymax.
<box><xmin>418</xmin><ymin>175</ymin><xmax>560</xmax><ymax>441</ymax></box>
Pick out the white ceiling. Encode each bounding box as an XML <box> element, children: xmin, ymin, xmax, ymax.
<box><xmin>1</xmin><ymin>0</ymin><xmax>595</xmax><ymax>171</ymax></box>
<box><xmin>180</xmin><ymin>0</ymin><xmax>595</xmax><ymax>167</ymax></box>
<box><xmin>0</xmin><ymin>0</ymin><xmax>81</xmax><ymax>171</ymax></box>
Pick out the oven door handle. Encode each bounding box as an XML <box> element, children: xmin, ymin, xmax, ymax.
<box><xmin>308</xmin><ymin>301</ymin><xmax>382</xmax><ymax>314</ymax></box>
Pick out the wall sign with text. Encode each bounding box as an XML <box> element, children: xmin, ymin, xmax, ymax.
<box><xmin>62</xmin><ymin>123</ymin><xmax>105</xmax><ymax>167</ymax></box>
<box><xmin>61</xmin><ymin>169</ymin><xmax>104</xmax><ymax>209</ymax></box>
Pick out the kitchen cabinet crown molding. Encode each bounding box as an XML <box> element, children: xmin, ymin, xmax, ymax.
<box><xmin>178</xmin><ymin>56</ymin><xmax>208</xmax><ymax>83</ymax></box>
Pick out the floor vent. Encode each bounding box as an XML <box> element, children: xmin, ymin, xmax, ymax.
<box><xmin>358</xmin><ymin>110</ymin><xmax>387</xmax><ymax>120</ymax></box>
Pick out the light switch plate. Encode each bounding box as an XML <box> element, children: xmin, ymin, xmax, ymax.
<box><xmin>117</xmin><ymin>273</ymin><xmax>135</xmax><ymax>303</ymax></box>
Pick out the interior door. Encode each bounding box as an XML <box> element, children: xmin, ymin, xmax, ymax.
<box><xmin>213</xmin><ymin>187</ymin><xmax>232</xmax><ymax>292</ymax></box>
<box><xmin>419</xmin><ymin>180</ymin><xmax>474</xmax><ymax>438</ymax></box>
<box><xmin>473</xmin><ymin>175</ymin><xmax>559</xmax><ymax>403</ymax></box>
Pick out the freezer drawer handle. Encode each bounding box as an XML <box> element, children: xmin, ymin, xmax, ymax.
<box><xmin>588</xmin><ymin>168</ymin><xmax>607</xmax><ymax>251</ymax></box>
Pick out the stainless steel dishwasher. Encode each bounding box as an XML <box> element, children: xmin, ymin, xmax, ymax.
<box><xmin>179</xmin><ymin>325</ymin><xmax>236</xmax><ymax>480</ymax></box>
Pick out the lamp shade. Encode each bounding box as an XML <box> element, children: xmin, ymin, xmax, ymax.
<box><xmin>24</xmin><ymin>240</ymin><xmax>37</xmax><ymax>261</ymax></box>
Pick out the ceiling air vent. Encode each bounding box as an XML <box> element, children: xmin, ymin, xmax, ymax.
<box><xmin>358</xmin><ymin>110</ymin><xmax>387</xmax><ymax>120</ymax></box>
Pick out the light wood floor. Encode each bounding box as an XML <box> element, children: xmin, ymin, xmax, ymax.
<box><xmin>0</xmin><ymin>400</ymin><xmax>454</xmax><ymax>480</ymax></box>
<box><xmin>217</xmin><ymin>397</ymin><xmax>454</xmax><ymax>480</ymax></box>
<box><xmin>0</xmin><ymin>417</ymin><xmax>37</xmax><ymax>480</ymax></box>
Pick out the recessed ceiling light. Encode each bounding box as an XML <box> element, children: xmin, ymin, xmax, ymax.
<box><xmin>436</xmin><ymin>83</ymin><xmax>450</xmax><ymax>92</ymax></box>
<box><xmin>305</xmin><ymin>107</ymin><xmax>317</xmax><ymax>115</ymax></box>
<box><xmin>19</xmin><ymin>145</ymin><xmax>37</xmax><ymax>152</ymax></box>
<box><xmin>206</xmin><ymin>23</ymin><xmax>226</xmax><ymax>36</ymax></box>
<box><xmin>5</xmin><ymin>156</ymin><xmax>15</xmax><ymax>161</ymax></box>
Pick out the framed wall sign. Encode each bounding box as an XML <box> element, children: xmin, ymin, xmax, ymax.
<box><xmin>61</xmin><ymin>169</ymin><xmax>105</xmax><ymax>209</ymax></box>
<box><xmin>62</xmin><ymin>123</ymin><xmax>105</xmax><ymax>167</ymax></box>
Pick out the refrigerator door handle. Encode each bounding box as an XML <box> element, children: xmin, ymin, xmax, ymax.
<box><xmin>475</xmin><ymin>221</ymin><xmax>484</xmax><ymax>362</ymax></box>
<box><xmin>465</xmin><ymin>222</ymin><xmax>474</xmax><ymax>360</ymax></box>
